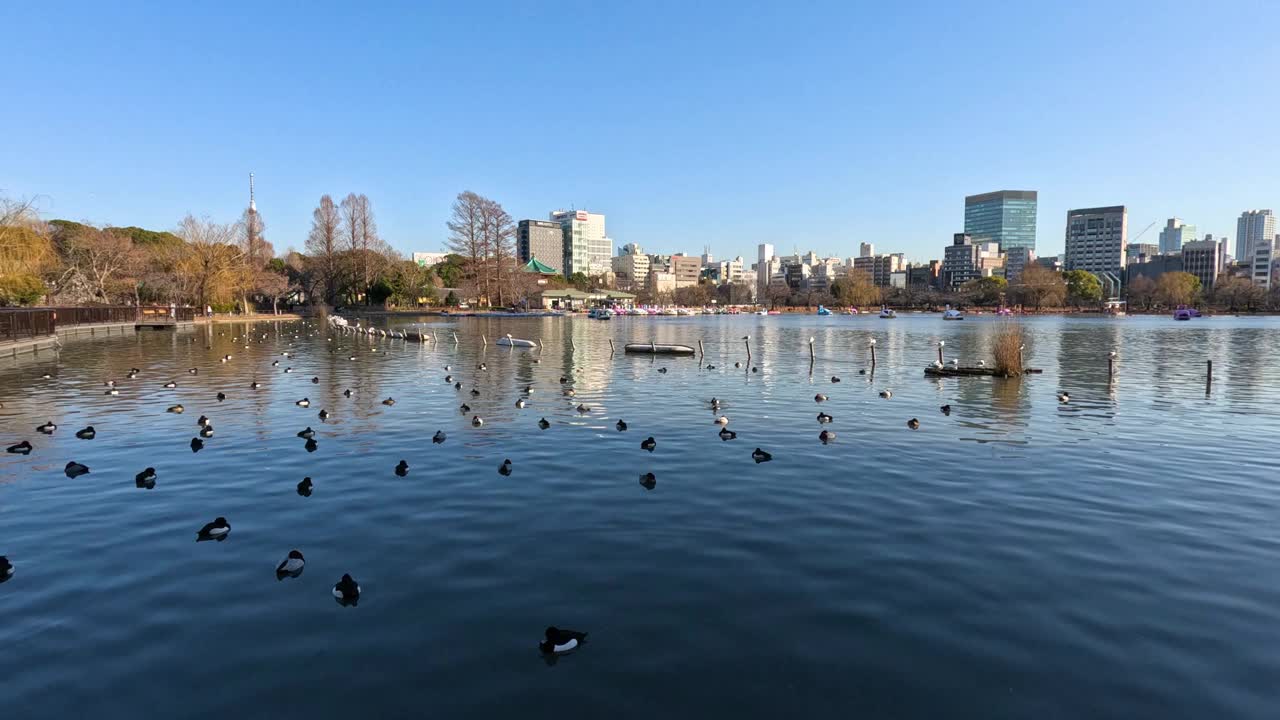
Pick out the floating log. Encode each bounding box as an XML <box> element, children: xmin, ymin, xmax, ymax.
<box><xmin>924</xmin><ymin>366</ymin><xmax>1042</xmax><ymax>377</ymax></box>
<box><xmin>624</xmin><ymin>343</ymin><xmax>697</xmax><ymax>355</ymax></box>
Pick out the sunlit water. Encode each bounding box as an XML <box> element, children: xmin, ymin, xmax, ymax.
<box><xmin>2</xmin><ymin>313</ymin><xmax>1279</xmax><ymax>719</ymax></box>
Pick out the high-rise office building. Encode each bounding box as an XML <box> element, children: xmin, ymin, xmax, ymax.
<box><xmin>1126</xmin><ymin>243</ymin><xmax>1159</xmax><ymax>264</ymax></box>
<box><xmin>1064</xmin><ymin>206</ymin><xmax>1128</xmax><ymax>276</ymax></box>
<box><xmin>517</xmin><ymin>220</ymin><xmax>565</xmax><ymax>274</ymax></box>
<box><xmin>942</xmin><ymin>233</ymin><xmax>1002</xmax><ymax>288</ymax></box>
<box><xmin>964</xmin><ymin>190</ymin><xmax>1038</xmax><ymax>252</ymax></box>
<box><xmin>1157</xmin><ymin>218</ymin><xmax>1198</xmax><ymax>254</ymax></box>
<box><xmin>1236</xmin><ymin>210</ymin><xmax>1275</xmax><ymax>262</ymax></box>
<box><xmin>859</xmin><ymin>242</ymin><xmax>875</xmax><ymax>258</ymax></box>
<box><xmin>611</xmin><ymin>243</ymin><xmax>650</xmax><ymax>292</ymax></box>
<box><xmin>1004</xmin><ymin>246</ymin><xmax>1036</xmax><ymax>283</ymax></box>
<box><xmin>852</xmin><ymin>253</ymin><xmax>905</xmax><ymax>287</ymax></box>
<box><xmin>1251</xmin><ymin>242</ymin><xmax>1274</xmax><ymax>290</ymax></box>
<box><xmin>756</xmin><ymin>243</ymin><xmax>775</xmax><ymax>301</ymax></box>
<box><xmin>1181</xmin><ymin>240</ymin><xmax>1221</xmax><ymax>292</ymax></box>
<box><xmin>550</xmin><ymin>209</ymin><xmax>609</xmax><ymax>277</ymax></box>
<box><xmin>671</xmin><ymin>254</ymin><xmax>701</xmax><ymax>288</ymax></box>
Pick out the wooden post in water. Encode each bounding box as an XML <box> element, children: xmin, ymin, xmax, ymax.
<box><xmin>1206</xmin><ymin>359</ymin><xmax>1213</xmax><ymax>393</ymax></box>
<box><xmin>744</xmin><ymin>336</ymin><xmax>751</xmax><ymax>359</ymax></box>
<box><xmin>538</xmin><ymin>337</ymin><xmax>543</xmax><ymax>348</ymax></box>
<box><xmin>869</xmin><ymin>338</ymin><xmax>877</xmax><ymax>368</ymax></box>
<box><xmin>608</xmin><ymin>338</ymin><xmax>615</xmax><ymax>355</ymax></box>
<box><xmin>698</xmin><ymin>340</ymin><xmax>705</xmax><ymax>358</ymax></box>
<box><xmin>482</xmin><ymin>334</ymin><xmax>487</xmax><ymax>347</ymax></box>
<box><xmin>1108</xmin><ymin>351</ymin><xmax>1116</xmax><ymax>378</ymax></box>
<box><xmin>937</xmin><ymin>340</ymin><xmax>945</xmax><ymax>365</ymax></box>
<box><xmin>452</xmin><ymin>331</ymin><xmax>458</xmax><ymax>345</ymax></box>
<box><xmin>808</xmin><ymin>337</ymin><xmax>815</xmax><ymax>362</ymax></box>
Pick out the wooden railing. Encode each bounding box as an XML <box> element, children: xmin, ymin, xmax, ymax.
<box><xmin>0</xmin><ymin>305</ymin><xmax>196</xmax><ymax>344</ymax></box>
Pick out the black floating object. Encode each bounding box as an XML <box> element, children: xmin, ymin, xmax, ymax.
<box><xmin>719</xmin><ymin>428</ymin><xmax>737</xmax><ymax>441</ymax></box>
<box><xmin>470</xmin><ymin>388</ymin><xmax>480</xmax><ymax>397</ymax></box>
<box><xmin>216</xmin><ymin>392</ymin><xmax>226</xmax><ymax>401</ymax></box>
<box><xmin>640</xmin><ymin>436</ymin><xmax>656</xmax><ymax>451</ymax></box>
<box><xmin>395</xmin><ymin>460</ymin><xmax>409</xmax><ymax>477</ymax></box>
<box><xmin>297</xmin><ymin>427</ymin><xmax>315</xmax><ymax>439</ymax></box>
<box><xmin>135</xmin><ymin>467</ymin><xmax>157</xmax><ymax>489</ymax></box>
<box><xmin>7</xmin><ymin>440</ymin><xmax>33</xmax><ymax>454</ymax></box>
<box><xmin>454</xmin><ymin>382</ymin><xmax>462</xmax><ymax>390</ymax></box>
<box><xmin>75</xmin><ymin>426</ymin><xmax>96</xmax><ymax>440</ymax></box>
<box><xmin>657</xmin><ymin>367</ymin><xmax>667</xmax><ymax>374</ymax></box>
<box><xmin>197</xmin><ymin>415</ymin><xmax>209</xmax><ymax>427</ymax></box>
<box><xmin>311</xmin><ymin>376</ymin><xmax>320</xmax><ymax>384</ymax></box>
<box><xmin>460</xmin><ymin>403</ymin><xmax>471</xmax><ymax>413</ymax></box>
<box><xmin>639</xmin><ymin>472</ymin><xmax>656</xmax><ymax>490</ymax></box>
<box><xmin>297</xmin><ymin>477</ymin><xmax>313</xmax><ymax>496</ymax></box>
<box><xmin>734</xmin><ymin>362</ymin><xmax>741</xmax><ymax>368</ymax></box>
<box><xmin>752</xmin><ymin>448</ymin><xmax>772</xmax><ymax>463</ymax></box>
<box><xmin>819</xmin><ymin>429</ymin><xmax>835</xmax><ymax>444</ymax></box>
<box><xmin>382</xmin><ymin>397</ymin><xmax>395</xmax><ymax>406</ymax></box>
<box><xmin>940</xmin><ymin>404</ymin><xmax>952</xmax><ymax>416</ymax></box>
<box><xmin>616</xmin><ymin>419</ymin><xmax>627</xmax><ymax>432</ymax></box>
<box><xmin>538</xmin><ymin>418</ymin><xmax>550</xmax><ymax>430</ymax></box>
<box><xmin>858</xmin><ymin>369</ymin><xmax>866</xmax><ymax>375</ymax></box>
<box><xmin>814</xmin><ymin>393</ymin><xmax>828</xmax><ymax>402</ymax></box>
<box><xmin>304</xmin><ymin>438</ymin><xmax>318</xmax><ymax>452</ymax></box>
<box><xmin>817</xmin><ymin>412</ymin><xmax>833</xmax><ymax>424</ymax></box>
<box><xmin>318</xmin><ymin>409</ymin><xmax>329</xmax><ymax>420</ymax></box>
<box><xmin>64</xmin><ymin>461</ymin><xmax>90</xmax><ymax>478</ymax></box>
<box><xmin>907</xmin><ymin>418</ymin><xmax>920</xmax><ymax>430</ymax></box>
<box><xmin>191</xmin><ymin>437</ymin><xmax>204</xmax><ymax>452</ymax></box>
<box><xmin>831</xmin><ymin>376</ymin><xmax>841</xmax><ymax>383</ymax></box>
<box><xmin>751</xmin><ymin>367</ymin><xmax>759</xmax><ymax>373</ymax></box>
<box><xmin>37</xmin><ymin>421</ymin><xmax>56</xmax><ymax>434</ymax></box>
<box><xmin>540</xmin><ymin>626</ymin><xmax>587</xmax><ymax>655</ymax></box>
<box><xmin>498</xmin><ymin>459</ymin><xmax>512</xmax><ymax>476</ymax></box>
<box><xmin>196</xmin><ymin>516</ymin><xmax>230</xmax><ymax>541</ymax></box>
<box><xmin>433</xmin><ymin>430</ymin><xmax>446</xmax><ymax>444</ymax></box>
<box><xmin>200</xmin><ymin>425</ymin><xmax>214</xmax><ymax>438</ymax></box>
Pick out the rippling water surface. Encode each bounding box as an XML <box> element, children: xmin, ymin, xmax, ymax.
<box><xmin>3</xmin><ymin>314</ymin><xmax>1280</xmax><ymax>719</ymax></box>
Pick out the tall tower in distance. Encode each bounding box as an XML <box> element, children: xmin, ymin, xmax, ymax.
<box><xmin>249</xmin><ymin>172</ymin><xmax>256</xmax><ymax>213</ymax></box>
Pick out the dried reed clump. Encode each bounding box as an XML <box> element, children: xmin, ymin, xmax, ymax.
<box><xmin>992</xmin><ymin>321</ymin><xmax>1024</xmax><ymax>377</ymax></box>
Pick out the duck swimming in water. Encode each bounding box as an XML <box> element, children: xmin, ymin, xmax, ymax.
<box><xmin>432</xmin><ymin>430</ymin><xmax>446</xmax><ymax>444</ymax></box>
<box><xmin>751</xmin><ymin>448</ymin><xmax>772</xmax><ymax>463</ymax></box>
<box><xmin>878</xmin><ymin>390</ymin><xmax>892</xmax><ymax>399</ymax></box>
<box><xmin>639</xmin><ymin>472</ymin><xmax>656</xmax><ymax>490</ymax></box>
<box><xmin>907</xmin><ymin>418</ymin><xmax>920</xmax><ymax>430</ymax></box>
<box><xmin>37</xmin><ymin>421</ymin><xmax>56</xmax><ymax>434</ymax></box>
<box><xmin>714</xmin><ymin>415</ymin><xmax>729</xmax><ymax>425</ymax></box>
<box><xmin>303</xmin><ymin>438</ymin><xmax>317</xmax><ymax>452</ymax></box>
<box><xmin>719</xmin><ymin>427</ymin><xmax>737</xmax><ymax>441</ymax></box>
<box><xmin>190</xmin><ymin>437</ymin><xmax>203</xmax><ymax>452</ymax></box>
<box><xmin>105</xmin><ymin>388</ymin><xmax>119</xmax><ymax>396</ymax></box>
<box><xmin>563</xmin><ymin>388</ymin><xmax>576</xmax><ymax>397</ymax></box>
<box><xmin>498</xmin><ymin>459</ymin><xmax>512</xmax><ymax>476</ymax></box>
<box><xmin>940</xmin><ymin>404</ymin><xmax>952</xmax><ymax>415</ymax></box>
<box><xmin>343</xmin><ymin>388</ymin><xmax>353</xmax><ymax>397</ymax></box>
<box><xmin>7</xmin><ymin>440</ymin><xmax>32</xmax><ymax>454</ymax></box>
<box><xmin>453</xmin><ymin>382</ymin><xmax>462</xmax><ymax>390</ymax></box>
<box><xmin>381</xmin><ymin>397</ymin><xmax>395</xmax><ymax>406</ymax></box>
<box><xmin>163</xmin><ymin>381</ymin><xmax>177</xmax><ymax>389</ymax></box>
<box><xmin>197</xmin><ymin>415</ymin><xmax>209</xmax><ymax>427</ymax></box>
<box><xmin>296</xmin><ymin>398</ymin><xmax>310</xmax><ymax>407</ymax></box>
<box><xmin>616</xmin><ymin>419</ymin><xmax>627</xmax><ymax>432</ymax></box>
<box><xmin>472</xmin><ymin>415</ymin><xmax>484</xmax><ymax>427</ymax></box>
<box><xmin>276</xmin><ymin>550</ymin><xmax>305</xmax><ymax>579</ymax></box>
<box><xmin>515</xmin><ymin>399</ymin><xmax>526</xmax><ymax>409</ymax></box>
<box><xmin>197</xmin><ymin>517</ymin><xmax>230</xmax><ymax>539</ymax></box>
<box><xmin>576</xmin><ymin>404</ymin><xmax>590</xmax><ymax>413</ymax></box>
<box><xmin>297</xmin><ymin>477</ymin><xmax>313</xmax><ymax>496</ymax></box>
<box><xmin>470</xmin><ymin>388</ymin><xmax>481</xmax><ymax>397</ymax></box>
<box><xmin>830</xmin><ymin>376</ymin><xmax>841</xmax><ymax>383</ymax></box>
<box><xmin>167</xmin><ymin>404</ymin><xmax>184</xmax><ymax>414</ymax></box>
<box><xmin>395</xmin><ymin>460</ymin><xmax>409</xmax><ymax>476</ymax></box>
<box><xmin>657</xmin><ymin>367</ymin><xmax>668</xmax><ymax>374</ymax></box>
<box><xmin>0</xmin><ymin>556</ymin><xmax>13</xmax><ymax>581</ymax></box>
<box><xmin>216</xmin><ymin>392</ymin><xmax>226</xmax><ymax>401</ymax></box>
<box><xmin>75</xmin><ymin>426</ymin><xmax>96</xmax><ymax>440</ymax></box>
<box><xmin>816</xmin><ymin>412</ymin><xmax>833</xmax><ymax>424</ymax></box>
<box><xmin>297</xmin><ymin>427</ymin><xmax>315</xmax><ymax>439</ymax></box>
<box><xmin>640</xmin><ymin>436</ymin><xmax>656</xmax><ymax>451</ymax></box>
<box><xmin>333</xmin><ymin>574</ymin><xmax>360</xmax><ymax>604</ymax></box>
<box><xmin>64</xmin><ymin>461</ymin><xmax>90</xmax><ymax>478</ymax></box>
<box><xmin>538</xmin><ymin>418</ymin><xmax>551</xmax><ymax>430</ymax></box>
<box><xmin>318</xmin><ymin>409</ymin><xmax>329</xmax><ymax>420</ymax></box>
<box><xmin>819</xmin><ymin>429</ymin><xmax>836</xmax><ymax>443</ymax></box>
<box><xmin>188</xmin><ymin>368</ymin><xmax>198</xmax><ymax>375</ymax></box>
<box><xmin>251</xmin><ymin>381</ymin><xmax>261</xmax><ymax>389</ymax></box>
<box><xmin>540</xmin><ymin>627</ymin><xmax>588</xmax><ymax>655</ymax></box>
<box><xmin>1058</xmin><ymin>392</ymin><xmax>1070</xmax><ymax>403</ymax></box>
<box><xmin>135</xmin><ymin>467</ymin><xmax>157</xmax><ymax>488</ymax></box>
<box><xmin>814</xmin><ymin>393</ymin><xmax>828</xmax><ymax>402</ymax></box>
<box><xmin>459</xmin><ymin>403</ymin><xmax>471</xmax><ymax>413</ymax></box>
<box><xmin>311</xmin><ymin>377</ymin><xmax>320</xmax><ymax>384</ymax></box>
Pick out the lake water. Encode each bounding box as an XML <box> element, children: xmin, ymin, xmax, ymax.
<box><xmin>2</xmin><ymin>313</ymin><xmax>1279</xmax><ymax>719</ymax></box>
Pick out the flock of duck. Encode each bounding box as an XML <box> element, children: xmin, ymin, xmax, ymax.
<box><xmin>1</xmin><ymin>319</ymin><xmax>1075</xmax><ymax>655</ymax></box>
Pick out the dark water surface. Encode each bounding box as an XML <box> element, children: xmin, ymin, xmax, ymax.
<box><xmin>2</xmin><ymin>314</ymin><xmax>1279</xmax><ymax>719</ymax></box>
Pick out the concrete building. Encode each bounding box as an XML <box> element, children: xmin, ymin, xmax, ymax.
<box><xmin>703</xmin><ymin>256</ymin><xmax>745</xmax><ymax>285</ymax></box>
<box><xmin>942</xmin><ymin>233</ymin><xmax>1002</xmax><ymax>289</ymax></box>
<box><xmin>611</xmin><ymin>244</ymin><xmax>650</xmax><ymax>292</ymax></box>
<box><xmin>412</xmin><ymin>251</ymin><xmax>449</xmax><ymax>268</ymax></box>
<box><xmin>1065</xmin><ymin>206</ymin><xmax>1128</xmax><ymax>276</ymax></box>
<box><xmin>1004</xmin><ymin>246</ymin><xmax>1036</xmax><ymax>283</ymax></box>
<box><xmin>1157</xmin><ymin>218</ymin><xmax>1198</xmax><ymax>255</ymax></box>
<box><xmin>859</xmin><ymin>242</ymin><xmax>875</xmax><ymax>258</ymax></box>
<box><xmin>671</xmin><ymin>254</ymin><xmax>701</xmax><ymax>288</ymax></box>
<box><xmin>516</xmin><ymin>220</ymin><xmax>565</xmax><ymax>274</ymax></box>
<box><xmin>1236</xmin><ymin>210</ymin><xmax>1275</xmax><ymax>261</ymax></box>
<box><xmin>647</xmin><ymin>271</ymin><xmax>676</xmax><ymax>296</ymax></box>
<box><xmin>907</xmin><ymin>261</ymin><xmax>941</xmax><ymax>290</ymax></box>
<box><xmin>853</xmin><ymin>253</ymin><xmax>905</xmax><ymax>287</ymax></box>
<box><xmin>1126</xmin><ymin>243</ymin><xmax>1160</xmax><ymax>264</ymax></box>
<box><xmin>1181</xmin><ymin>240</ymin><xmax>1221</xmax><ymax>292</ymax></box>
<box><xmin>550</xmin><ymin>209</ymin><xmax>609</xmax><ymax>277</ymax></box>
<box><xmin>756</xmin><ymin>244</ymin><xmax>775</xmax><ymax>302</ymax></box>
<box><xmin>1251</xmin><ymin>240</ymin><xmax>1274</xmax><ymax>290</ymax></box>
<box><xmin>1127</xmin><ymin>254</ymin><xmax>1183</xmax><ymax>284</ymax></box>
<box><xmin>965</xmin><ymin>190</ymin><xmax>1038</xmax><ymax>252</ymax></box>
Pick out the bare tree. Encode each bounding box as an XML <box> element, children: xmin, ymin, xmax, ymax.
<box><xmin>339</xmin><ymin>193</ymin><xmax>379</xmax><ymax>303</ymax></box>
<box><xmin>446</xmin><ymin>191</ymin><xmax>490</xmax><ymax>305</ymax></box>
<box><xmin>480</xmin><ymin>197</ymin><xmax>516</xmax><ymax>307</ymax></box>
<box><xmin>176</xmin><ymin>215</ymin><xmax>240</xmax><ymax>311</ymax></box>
<box><xmin>305</xmin><ymin>195</ymin><xmax>342</xmax><ymax>304</ymax></box>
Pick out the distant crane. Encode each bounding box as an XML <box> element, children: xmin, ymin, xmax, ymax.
<box><xmin>1129</xmin><ymin>220</ymin><xmax>1158</xmax><ymax>247</ymax></box>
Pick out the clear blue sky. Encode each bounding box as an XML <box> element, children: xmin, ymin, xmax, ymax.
<box><xmin>4</xmin><ymin>1</ymin><xmax>1278</xmax><ymax>263</ymax></box>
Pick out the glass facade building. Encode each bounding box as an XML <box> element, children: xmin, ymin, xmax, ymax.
<box><xmin>964</xmin><ymin>190</ymin><xmax>1038</xmax><ymax>252</ymax></box>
